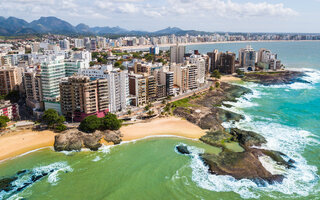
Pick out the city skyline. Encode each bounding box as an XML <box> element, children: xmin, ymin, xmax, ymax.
<box><xmin>0</xmin><ymin>0</ymin><xmax>320</xmax><ymax>33</ymax></box>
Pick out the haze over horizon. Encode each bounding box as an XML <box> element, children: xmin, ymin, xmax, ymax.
<box><xmin>0</xmin><ymin>0</ymin><xmax>320</xmax><ymax>33</ymax></box>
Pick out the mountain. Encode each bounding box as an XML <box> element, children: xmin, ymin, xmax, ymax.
<box><xmin>0</xmin><ymin>16</ymin><xmax>213</xmax><ymax>36</ymax></box>
<box><xmin>90</xmin><ymin>26</ymin><xmax>129</xmax><ymax>34</ymax></box>
<box><xmin>154</xmin><ymin>27</ymin><xmax>183</xmax><ymax>35</ymax></box>
<box><xmin>75</xmin><ymin>23</ymin><xmax>91</xmax><ymax>33</ymax></box>
<box><xmin>29</xmin><ymin>16</ymin><xmax>76</xmax><ymax>34</ymax></box>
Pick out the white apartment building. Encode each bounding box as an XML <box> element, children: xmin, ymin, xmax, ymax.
<box><xmin>79</xmin><ymin>65</ymin><xmax>129</xmax><ymax>113</ymax></box>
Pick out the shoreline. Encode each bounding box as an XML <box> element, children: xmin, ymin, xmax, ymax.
<box><xmin>114</xmin><ymin>40</ymin><xmax>320</xmax><ymax>50</ymax></box>
<box><xmin>0</xmin><ymin>130</ymin><xmax>56</xmax><ymax>162</ymax></box>
<box><xmin>0</xmin><ymin>116</ymin><xmax>206</xmax><ymax>162</ymax></box>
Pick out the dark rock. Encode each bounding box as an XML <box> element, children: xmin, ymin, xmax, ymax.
<box><xmin>0</xmin><ymin>177</ymin><xmax>17</xmax><ymax>192</ymax></box>
<box><xmin>259</xmin><ymin>149</ymin><xmax>296</xmax><ymax>169</ymax></box>
<box><xmin>201</xmin><ymin>149</ymin><xmax>284</xmax><ymax>182</ymax></box>
<box><xmin>230</xmin><ymin>128</ymin><xmax>267</xmax><ymax>147</ymax></box>
<box><xmin>200</xmin><ymin>130</ymin><xmax>232</xmax><ymax>148</ymax></box>
<box><xmin>242</xmin><ymin>71</ymin><xmax>305</xmax><ymax>85</ymax></box>
<box><xmin>176</xmin><ymin>145</ymin><xmax>190</xmax><ymax>154</ymax></box>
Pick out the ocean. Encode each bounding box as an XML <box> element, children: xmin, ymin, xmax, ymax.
<box><xmin>1</xmin><ymin>41</ymin><xmax>319</xmax><ymax>200</ymax></box>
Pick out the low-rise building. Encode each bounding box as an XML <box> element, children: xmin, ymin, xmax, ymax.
<box><xmin>0</xmin><ymin>100</ymin><xmax>19</xmax><ymax>120</ymax></box>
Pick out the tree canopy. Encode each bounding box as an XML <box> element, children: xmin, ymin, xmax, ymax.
<box><xmin>79</xmin><ymin>115</ymin><xmax>102</xmax><ymax>133</ymax></box>
<box><xmin>79</xmin><ymin>113</ymin><xmax>122</xmax><ymax>133</ymax></box>
<box><xmin>0</xmin><ymin>115</ymin><xmax>10</xmax><ymax>129</ymax></box>
<box><xmin>41</xmin><ymin>109</ymin><xmax>66</xmax><ymax>131</ymax></box>
<box><xmin>100</xmin><ymin>113</ymin><xmax>122</xmax><ymax>131</ymax></box>
<box><xmin>211</xmin><ymin>70</ymin><xmax>221</xmax><ymax>79</ymax></box>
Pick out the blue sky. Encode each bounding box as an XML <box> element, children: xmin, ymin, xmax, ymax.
<box><xmin>0</xmin><ymin>0</ymin><xmax>319</xmax><ymax>33</ymax></box>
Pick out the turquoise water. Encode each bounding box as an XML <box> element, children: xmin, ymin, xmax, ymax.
<box><xmin>1</xmin><ymin>41</ymin><xmax>320</xmax><ymax>200</ymax></box>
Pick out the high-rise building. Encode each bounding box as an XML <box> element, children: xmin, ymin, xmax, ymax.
<box><xmin>147</xmin><ymin>76</ymin><xmax>157</xmax><ymax>102</ymax></box>
<box><xmin>24</xmin><ymin>67</ymin><xmax>43</xmax><ymax>109</ymax></box>
<box><xmin>170</xmin><ymin>44</ymin><xmax>186</xmax><ymax>64</ymax></box>
<box><xmin>129</xmin><ymin>74</ymin><xmax>147</xmax><ymax>106</ymax></box>
<box><xmin>207</xmin><ymin>49</ymin><xmax>219</xmax><ymax>73</ymax></box>
<box><xmin>189</xmin><ymin>54</ymin><xmax>206</xmax><ymax>85</ymax></box>
<box><xmin>40</xmin><ymin>55</ymin><xmax>66</xmax><ymax>102</ymax></box>
<box><xmin>74</xmin><ymin>39</ymin><xmax>84</xmax><ymax>48</ymax></box>
<box><xmin>239</xmin><ymin>45</ymin><xmax>257</xmax><ymax>71</ymax></box>
<box><xmin>60</xmin><ymin>76</ymin><xmax>109</xmax><ymax>121</ymax></box>
<box><xmin>79</xmin><ymin>65</ymin><xmax>129</xmax><ymax>113</ymax></box>
<box><xmin>59</xmin><ymin>39</ymin><xmax>70</xmax><ymax>50</ymax></box>
<box><xmin>0</xmin><ymin>66</ymin><xmax>23</xmax><ymax>95</ymax></box>
<box><xmin>165</xmin><ymin>72</ymin><xmax>174</xmax><ymax>96</ymax></box>
<box><xmin>188</xmin><ymin>65</ymin><xmax>198</xmax><ymax>90</ymax></box>
<box><xmin>217</xmin><ymin>52</ymin><xmax>236</xmax><ymax>74</ymax></box>
<box><xmin>149</xmin><ymin>45</ymin><xmax>160</xmax><ymax>55</ymax></box>
<box><xmin>174</xmin><ymin>65</ymin><xmax>189</xmax><ymax>93</ymax></box>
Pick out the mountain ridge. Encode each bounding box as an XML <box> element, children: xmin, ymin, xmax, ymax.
<box><xmin>0</xmin><ymin>16</ymin><xmax>212</xmax><ymax>36</ymax></box>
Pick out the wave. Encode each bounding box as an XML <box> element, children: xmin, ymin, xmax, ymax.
<box><xmin>187</xmin><ymin>72</ymin><xmax>320</xmax><ymax>199</ymax></box>
<box><xmin>0</xmin><ymin>162</ymin><xmax>73</xmax><ymax>200</ymax></box>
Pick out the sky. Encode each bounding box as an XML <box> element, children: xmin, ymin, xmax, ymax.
<box><xmin>0</xmin><ymin>0</ymin><xmax>319</xmax><ymax>33</ymax></box>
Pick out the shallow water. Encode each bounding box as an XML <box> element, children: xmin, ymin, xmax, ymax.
<box><xmin>1</xmin><ymin>41</ymin><xmax>320</xmax><ymax>200</ymax></box>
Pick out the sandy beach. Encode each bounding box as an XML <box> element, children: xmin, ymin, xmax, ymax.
<box><xmin>121</xmin><ymin>117</ymin><xmax>206</xmax><ymax>141</ymax></box>
<box><xmin>0</xmin><ymin>117</ymin><xmax>206</xmax><ymax>162</ymax></box>
<box><xmin>114</xmin><ymin>40</ymin><xmax>318</xmax><ymax>51</ymax></box>
<box><xmin>0</xmin><ymin>130</ymin><xmax>55</xmax><ymax>162</ymax></box>
<box><xmin>220</xmin><ymin>75</ymin><xmax>242</xmax><ymax>83</ymax></box>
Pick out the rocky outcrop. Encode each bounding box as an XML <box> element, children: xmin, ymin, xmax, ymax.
<box><xmin>173</xmin><ymin>83</ymin><xmax>250</xmax><ymax>131</ymax></box>
<box><xmin>101</xmin><ymin>130</ymin><xmax>123</xmax><ymax>145</ymax></box>
<box><xmin>201</xmin><ymin>149</ymin><xmax>284</xmax><ymax>184</ymax></box>
<box><xmin>176</xmin><ymin>145</ymin><xmax>190</xmax><ymax>155</ymax></box>
<box><xmin>54</xmin><ymin>129</ymin><xmax>123</xmax><ymax>151</ymax></box>
<box><xmin>197</xmin><ymin>129</ymin><xmax>295</xmax><ymax>184</ymax></box>
<box><xmin>230</xmin><ymin>128</ymin><xmax>267</xmax><ymax>147</ymax></box>
<box><xmin>242</xmin><ymin>71</ymin><xmax>306</xmax><ymax>85</ymax></box>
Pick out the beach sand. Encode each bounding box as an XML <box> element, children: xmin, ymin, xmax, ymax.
<box><xmin>121</xmin><ymin>117</ymin><xmax>206</xmax><ymax>141</ymax></box>
<box><xmin>0</xmin><ymin>130</ymin><xmax>55</xmax><ymax>162</ymax></box>
<box><xmin>220</xmin><ymin>75</ymin><xmax>242</xmax><ymax>83</ymax></box>
<box><xmin>0</xmin><ymin>117</ymin><xmax>206</xmax><ymax>161</ymax></box>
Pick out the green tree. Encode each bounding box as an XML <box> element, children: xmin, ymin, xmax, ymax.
<box><xmin>41</xmin><ymin>109</ymin><xmax>65</xmax><ymax>129</ymax></box>
<box><xmin>236</xmin><ymin>69</ymin><xmax>244</xmax><ymax>76</ymax></box>
<box><xmin>211</xmin><ymin>70</ymin><xmax>221</xmax><ymax>80</ymax></box>
<box><xmin>215</xmin><ymin>81</ymin><xmax>221</xmax><ymax>88</ymax></box>
<box><xmin>127</xmin><ymin>110</ymin><xmax>132</xmax><ymax>115</ymax></box>
<box><xmin>79</xmin><ymin>115</ymin><xmax>102</xmax><ymax>133</ymax></box>
<box><xmin>0</xmin><ymin>115</ymin><xmax>10</xmax><ymax>129</ymax></box>
<box><xmin>100</xmin><ymin>113</ymin><xmax>122</xmax><ymax>131</ymax></box>
<box><xmin>55</xmin><ymin>123</ymin><xmax>67</xmax><ymax>132</ymax></box>
<box><xmin>209</xmin><ymin>86</ymin><xmax>214</xmax><ymax>91</ymax></box>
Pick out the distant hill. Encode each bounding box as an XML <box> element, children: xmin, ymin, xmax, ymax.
<box><xmin>0</xmin><ymin>16</ymin><xmax>213</xmax><ymax>36</ymax></box>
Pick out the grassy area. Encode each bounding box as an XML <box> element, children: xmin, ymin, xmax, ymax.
<box><xmin>172</xmin><ymin>97</ymin><xmax>198</xmax><ymax>108</ymax></box>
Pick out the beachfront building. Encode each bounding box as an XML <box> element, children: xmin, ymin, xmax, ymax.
<box><xmin>217</xmin><ymin>52</ymin><xmax>236</xmax><ymax>74</ymax></box>
<box><xmin>0</xmin><ymin>100</ymin><xmax>19</xmax><ymax>120</ymax></box>
<box><xmin>170</xmin><ymin>44</ymin><xmax>186</xmax><ymax>64</ymax></box>
<box><xmin>0</xmin><ymin>66</ymin><xmax>23</xmax><ymax>95</ymax></box>
<box><xmin>207</xmin><ymin>49</ymin><xmax>219</xmax><ymax>73</ymax></box>
<box><xmin>79</xmin><ymin>65</ymin><xmax>129</xmax><ymax>113</ymax></box>
<box><xmin>60</xmin><ymin>75</ymin><xmax>109</xmax><ymax>121</ymax></box>
<box><xmin>257</xmin><ymin>48</ymin><xmax>281</xmax><ymax>71</ymax></box>
<box><xmin>189</xmin><ymin>54</ymin><xmax>206</xmax><ymax>85</ymax></box>
<box><xmin>239</xmin><ymin>45</ymin><xmax>257</xmax><ymax>71</ymax></box>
